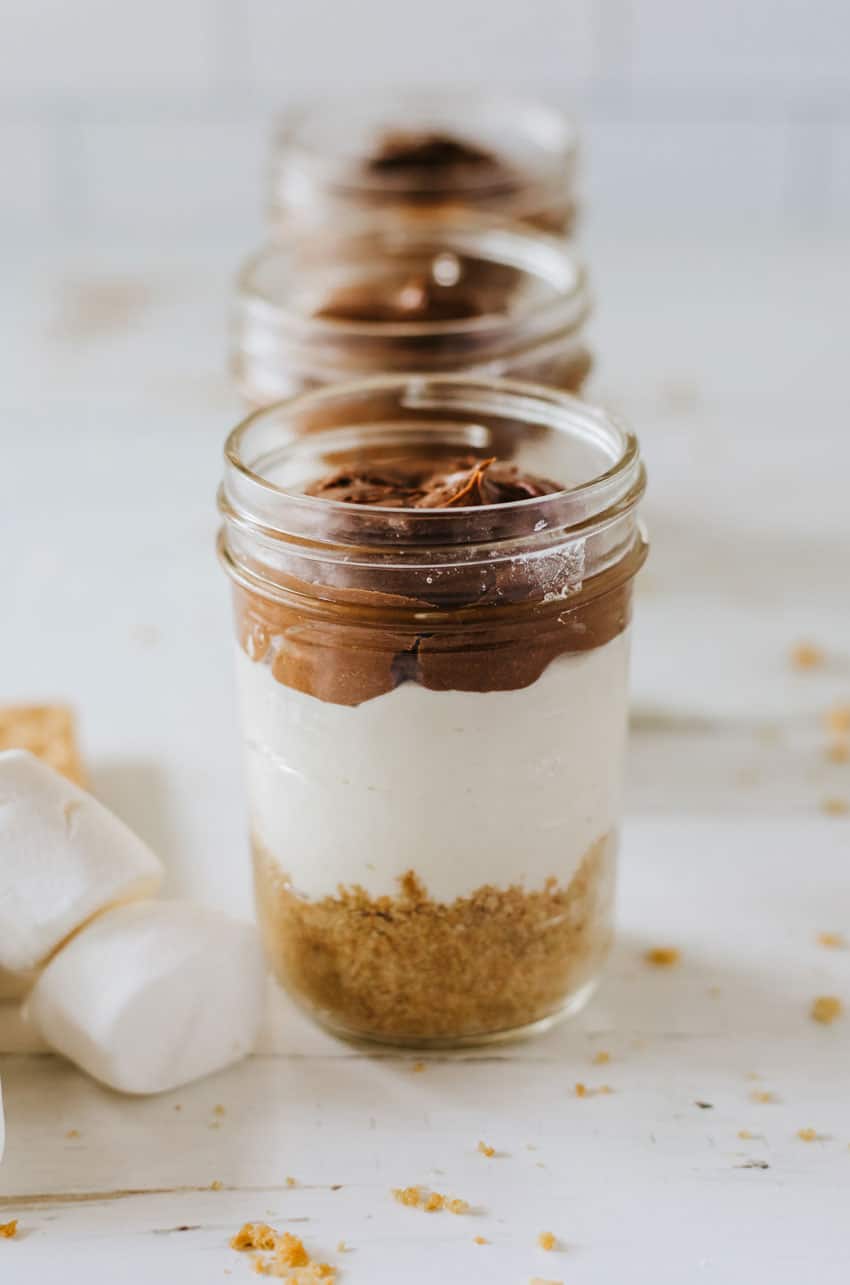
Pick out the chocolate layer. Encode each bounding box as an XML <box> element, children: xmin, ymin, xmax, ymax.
<box><xmin>314</xmin><ymin>276</ymin><xmax>487</xmax><ymax>324</ymax></box>
<box><xmin>367</xmin><ymin>130</ymin><xmax>502</xmax><ymax>176</ymax></box>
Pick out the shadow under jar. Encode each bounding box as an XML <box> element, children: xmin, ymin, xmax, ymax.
<box><xmin>270</xmin><ymin>91</ymin><xmax>579</xmax><ymax>236</ymax></box>
<box><xmin>233</xmin><ymin>217</ymin><xmax>592</xmax><ymax>406</ymax></box>
<box><xmin>218</xmin><ymin>376</ymin><xmax>647</xmax><ymax>1048</ymax></box>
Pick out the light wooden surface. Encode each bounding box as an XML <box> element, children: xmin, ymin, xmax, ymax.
<box><xmin>2</xmin><ymin>237</ymin><xmax>849</xmax><ymax>1282</ymax></box>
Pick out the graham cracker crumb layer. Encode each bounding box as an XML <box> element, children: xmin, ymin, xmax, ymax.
<box><xmin>253</xmin><ymin>835</ymin><xmax>613</xmax><ymax>1043</ymax></box>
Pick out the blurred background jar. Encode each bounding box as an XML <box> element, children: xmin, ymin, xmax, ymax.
<box><xmin>270</xmin><ymin>90</ymin><xmax>579</xmax><ymax>236</ymax></box>
<box><xmin>232</xmin><ymin>216</ymin><xmax>592</xmax><ymax>406</ymax></box>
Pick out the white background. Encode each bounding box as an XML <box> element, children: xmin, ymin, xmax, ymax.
<box><xmin>2</xmin><ymin>0</ymin><xmax>850</xmax><ymax>247</ymax></box>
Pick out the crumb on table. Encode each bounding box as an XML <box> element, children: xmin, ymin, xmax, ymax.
<box><xmin>392</xmin><ymin>1186</ymin><xmax>470</xmax><ymax>1214</ymax></box>
<box><xmin>751</xmin><ymin>1090</ymin><xmax>779</xmax><ymax>1104</ymax></box>
<box><xmin>230</xmin><ymin>1224</ymin><xmax>335</xmax><ymax>1281</ymax></box>
<box><xmin>825</xmin><ymin>740</ymin><xmax>850</xmax><ymax>763</ymax></box>
<box><xmin>538</xmin><ymin>1231</ymin><xmax>557</xmax><ymax>1250</ymax></box>
<box><xmin>821</xmin><ymin>796</ymin><xmax>849</xmax><ymax>816</ymax></box>
<box><xmin>817</xmin><ymin>932</ymin><xmax>846</xmax><ymax>949</ymax></box>
<box><xmin>797</xmin><ymin>1128</ymin><xmax>819</xmax><ymax>1142</ymax></box>
<box><xmin>645</xmin><ymin>946</ymin><xmax>680</xmax><ymax>967</ymax></box>
<box><xmin>474</xmin><ymin>1236</ymin><xmax>488</xmax><ymax>1245</ymax></box>
<box><xmin>477</xmin><ymin>1140</ymin><xmax>495</xmax><ymax>1158</ymax></box>
<box><xmin>811</xmin><ymin>995</ymin><xmax>843</xmax><ymax>1024</ymax></box>
<box><xmin>790</xmin><ymin>642</ymin><xmax>825</xmax><ymax>670</ymax></box>
<box><xmin>592</xmin><ymin>1050</ymin><xmax>610</xmax><ymax>1065</ymax></box>
<box><xmin>825</xmin><ymin>704</ymin><xmax>850</xmax><ymax>735</ymax></box>
<box><xmin>0</xmin><ymin>1220</ymin><xmax>18</xmax><ymax>1239</ymax></box>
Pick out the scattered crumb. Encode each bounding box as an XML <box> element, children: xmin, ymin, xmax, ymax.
<box><xmin>826</xmin><ymin>740</ymin><xmax>850</xmax><ymax>764</ymax></box>
<box><xmin>412</xmin><ymin>1061</ymin><xmax>426</xmax><ymax>1073</ymax></box>
<box><xmin>790</xmin><ymin>642</ymin><xmax>825</xmax><ymax>670</ymax></box>
<box><xmin>812</xmin><ymin>995</ymin><xmax>843</xmax><ymax>1024</ymax></box>
<box><xmin>738</xmin><ymin>1129</ymin><xmax>755</xmax><ymax>1140</ymax></box>
<box><xmin>336</xmin><ymin>1242</ymin><xmax>347</xmax><ymax>1254</ymax></box>
<box><xmin>474</xmin><ymin>1236</ymin><xmax>488</xmax><ymax>1245</ymax></box>
<box><xmin>477</xmin><ymin>1141</ymin><xmax>495</xmax><ymax>1158</ymax></box>
<box><xmin>821</xmin><ymin>796</ymin><xmax>849</xmax><ymax>816</ymax></box>
<box><xmin>574</xmin><ymin>1082</ymin><xmax>612</xmax><ymax>1098</ymax></box>
<box><xmin>745</xmin><ymin>1072</ymin><xmax>761</xmax><ymax>1081</ymax></box>
<box><xmin>0</xmin><ymin>1221</ymin><xmax>18</xmax><ymax>1239</ymax></box>
<box><xmin>231</xmin><ymin>1224</ymin><xmax>335</xmax><ymax>1282</ymax></box>
<box><xmin>392</xmin><ymin>1186</ymin><xmax>470</xmax><ymax>1214</ymax></box>
<box><xmin>209</xmin><ymin>1121</ymin><xmax>222</xmax><ymax>1130</ymax></box>
<box><xmin>817</xmin><ymin>932</ymin><xmax>846</xmax><ymax>949</ymax></box>
<box><xmin>210</xmin><ymin>1180</ymin><xmax>224</xmax><ymax>1192</ymax></box>
<box><xmin>529</xmin><ymin>1278</ymin><xmax>563</xmax><ymax>1285</ymax></box>
<box><xmin>65</xmin><ymin>1128</ymin><xmax>80</xmax><ymax>1139</ymax></box>
<box><xmin>751</xmin><ymin>1090</ymin><xmax>778</xmax><ymax>1104</ymax></box>
<box><xmin>214</xmin><ymin>1104</ymin><xmax>226</xmax><ymax>1117</ymax></box>
<box><xmin>592</xmin><ymin>1050</ymin><xmax>610</xmax><ymax>1065</ymax></box>
<box><xmin>286</xmin><ymin>1177</ymin><xmax>297</xmax><ymax>1188</ymax></box>
<box><xmin>797</xmin><ymin>1128</ymin><xmax>819</xmax><ymax>1142</ymax></box>
<box><xmin>694</xmin><ymin>1101</ymin><xmax>714</xmax><ymax>1110</ymax></box>
<box><xmin>174</xmin><ymin>1104</ymin><xmax>182</xmax><ymax>1112</ymax></box>
<box><xmin>825</xmin><ymin>704</ymin><xmax>850</xmax><ymax>736</ymax></box>
<box><xmin>538</xmin><ymin>1231</ymin><xmax>557</xmax><ymax>1251</ymax></box>
<box><xmin>645</xmin><ymin>946</ymin><xmax>680</xmax><ymax>968</ymax></box>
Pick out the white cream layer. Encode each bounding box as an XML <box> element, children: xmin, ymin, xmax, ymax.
<box><xmin>235</xmin><ymin>630</ymin><xmax>630</xmax><ymax>903</ymax></box>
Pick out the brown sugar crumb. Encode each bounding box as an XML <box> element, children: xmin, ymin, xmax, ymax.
<box><xmin>412</xmin><ymin>1061</ymin><xmax>426</xmax><ymax>1073</ymax></box>
<box><xmin>817</xmin><ymin>932</ymin><xmax>846</xmax><ymax>949</ymax></box>
<box><xmin>231</xmin><ymin>1224</ymin><xmax>335</xmax><ymax>1283</ymax></box>
<box><xmin>790</xmin><ymin>642</ymin><xmax>825</xmax><ymax>670</ymax></box>
<box><xmin>286</xmin><ymin>1176</ymin><xmax>297</xmax><ymax>1188</ymax></box>
<box><xmin>253</xmin><ymin>835</ymin><xmax>612</xmax><ymax>1042</ymax></box>
<box><xmin>477</xmin><ymin>1141</ymin><xmax>495</xmax><ymax>1158</ymax></box>
<box><xmin>797</xmin><ymin>1128</ymin><xmax>819</xmax><ymax>1142</ymax></box>
<box><xmin>592</xmin><ymin>1050</ymin><xmax>610</xmax><ymax>1065</ymax></box>
<box><xmin>0</xmin><ymin>1220</ymin><xmax>18</xmax><ymax>1239</ymax></box>
<box><xmin>751</xmin><ymin>1090</ymin><xmax>778</xmax><ymax>1104</ymax></box>
<box><xmin>825</xmin><ymin>704</ymin><xmax>850</xmax><ymax>736</ymax></box>
<box><xmin>232</xmin><ymin>1225</ymin><xmax>280</xmax><ymax>1252</ymax></box>
<box><xmin>214</xmin><ymin>1104</ymin><xmax>226</xmax><ymax>1117</ymax></box>
<box><xmin>574</xmin><ymin>1082</ymin><xmax>612</xmax><ymax>1098</ymax></box>
<box><xmin>821</xmin><ymin>796</ymin><xmax>849</xmax><ymax>816</ymax></box>
<box><xmin>210</xmin><ymin>1180</ymin><xmax>224</xmax><ymax>1191</ymax></box>
<box><xmin>538</xmin><ymin>1231</ymin><xmax>557</xmax><ymax>1251</ymax></box>
<box><xmin>645</xmin><ymin>946</ymin><xmax>680</xmax><ymax>968</ymax></box>
<box><xmin>474</xmin><ymin>1236</ymin><xmax>488</xmax><ymax>1245</ymax></box>
<box><xmin>0</xmin><ymin>704</ymin><xmax>86</xmax><ymax>785</ymax></box>
<box><xmin>392</xmin><ymin>1185</ymin><xmax>469</xmax><ymax>1214</ymax></box>
<box><xmin>811</xmin><ymin>995</ymin><xmax>843</xmax><ymax>1024</ymax></box>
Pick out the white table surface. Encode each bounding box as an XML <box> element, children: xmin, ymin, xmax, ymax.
<box><xmin>1</xmin><ymin>235</ymin><xmax>849</xmax><ymax>1282</ymax></box>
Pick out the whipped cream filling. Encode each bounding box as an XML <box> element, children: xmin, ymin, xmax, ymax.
<box><xmin>235</xmin><ymin>630</ymin><xmax>630</xmax><ymax>903</ymax></box>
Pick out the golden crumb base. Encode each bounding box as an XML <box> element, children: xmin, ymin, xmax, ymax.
<box><xmin>0</xmin><ymin>704</ymin><xmax>86</xmax><ymax>786</ymax></box>
<box><xmin>253</xmin><ymin>835</ymin><xmax>613</xmax><ymax>1045</ymax></box>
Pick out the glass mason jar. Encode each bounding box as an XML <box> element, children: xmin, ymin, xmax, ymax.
<box><xmin>233</xmin><ymin>217</ymin><xmax>592</xmax><ymax>406</ymax></box>
<box><xmin>270</xmin><ymin>91</ymin><xmax>579</xmax><ymax>236</ymax></box>
<box><xmin>217</xmin><ymin>375</ymin><xmax>647</xmax><ymax>1048</ymax></box>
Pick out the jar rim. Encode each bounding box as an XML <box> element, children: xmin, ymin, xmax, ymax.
<box><xmin>221</xmin><ymin>374</ymin><xmax>644</xmax><ymax>551</ymax></box>
<box><xmin>236</xmin><ymin>216</ymin><xmax>589</xmax><ymax>345</ymax></box>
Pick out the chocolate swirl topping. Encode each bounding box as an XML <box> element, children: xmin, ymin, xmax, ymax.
<box><xmin>304</xmin><ymin>455</ymin><xmax>563</xmax><ymax>509</ymax></box>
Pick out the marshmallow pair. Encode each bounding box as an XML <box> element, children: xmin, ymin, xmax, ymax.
<box><xmin>0</xmin><ymin>751</ymin><xmax>265</xmax><ymax>1095</ymax></box>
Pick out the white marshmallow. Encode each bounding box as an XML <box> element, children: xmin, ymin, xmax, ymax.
<box><xmin>27</xmin><ymin>900</ymin><xmax>266</xmax><ymax>1094</ymax></box>
<box><xmin>0</xmin><ymin>751</ymin><xmax>163</xmax><ymax>979</ymax></box>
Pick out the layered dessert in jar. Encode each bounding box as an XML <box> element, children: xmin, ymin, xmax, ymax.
<box><xmin>218</xmin><ymin>376</ymin><xmax>647</xmax><ymax>1046</ymax></box>
<box><xmin>270</xmin><ymin>91</ymin><xmax>579</xmax><ymax>236</ymax></box>
<box><xmin>234</xmin><ymin>218</ymin><xmax>592</xmax><ymax>405</ymax></box>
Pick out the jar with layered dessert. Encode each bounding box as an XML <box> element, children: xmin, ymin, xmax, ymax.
<box><xmin>270</xmin><ymin>91</ymin><xmax>579</xmax><ymax>236</ymax></box>
<box><xmin>233</xmin><ymin>217</ymin><xmax>592</xmax><ymax>406</ymax></box>
<box><xmin>218</xmin><ymin>376</ymin><xmax>647</xmax><ymax>1047</ymax></box>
